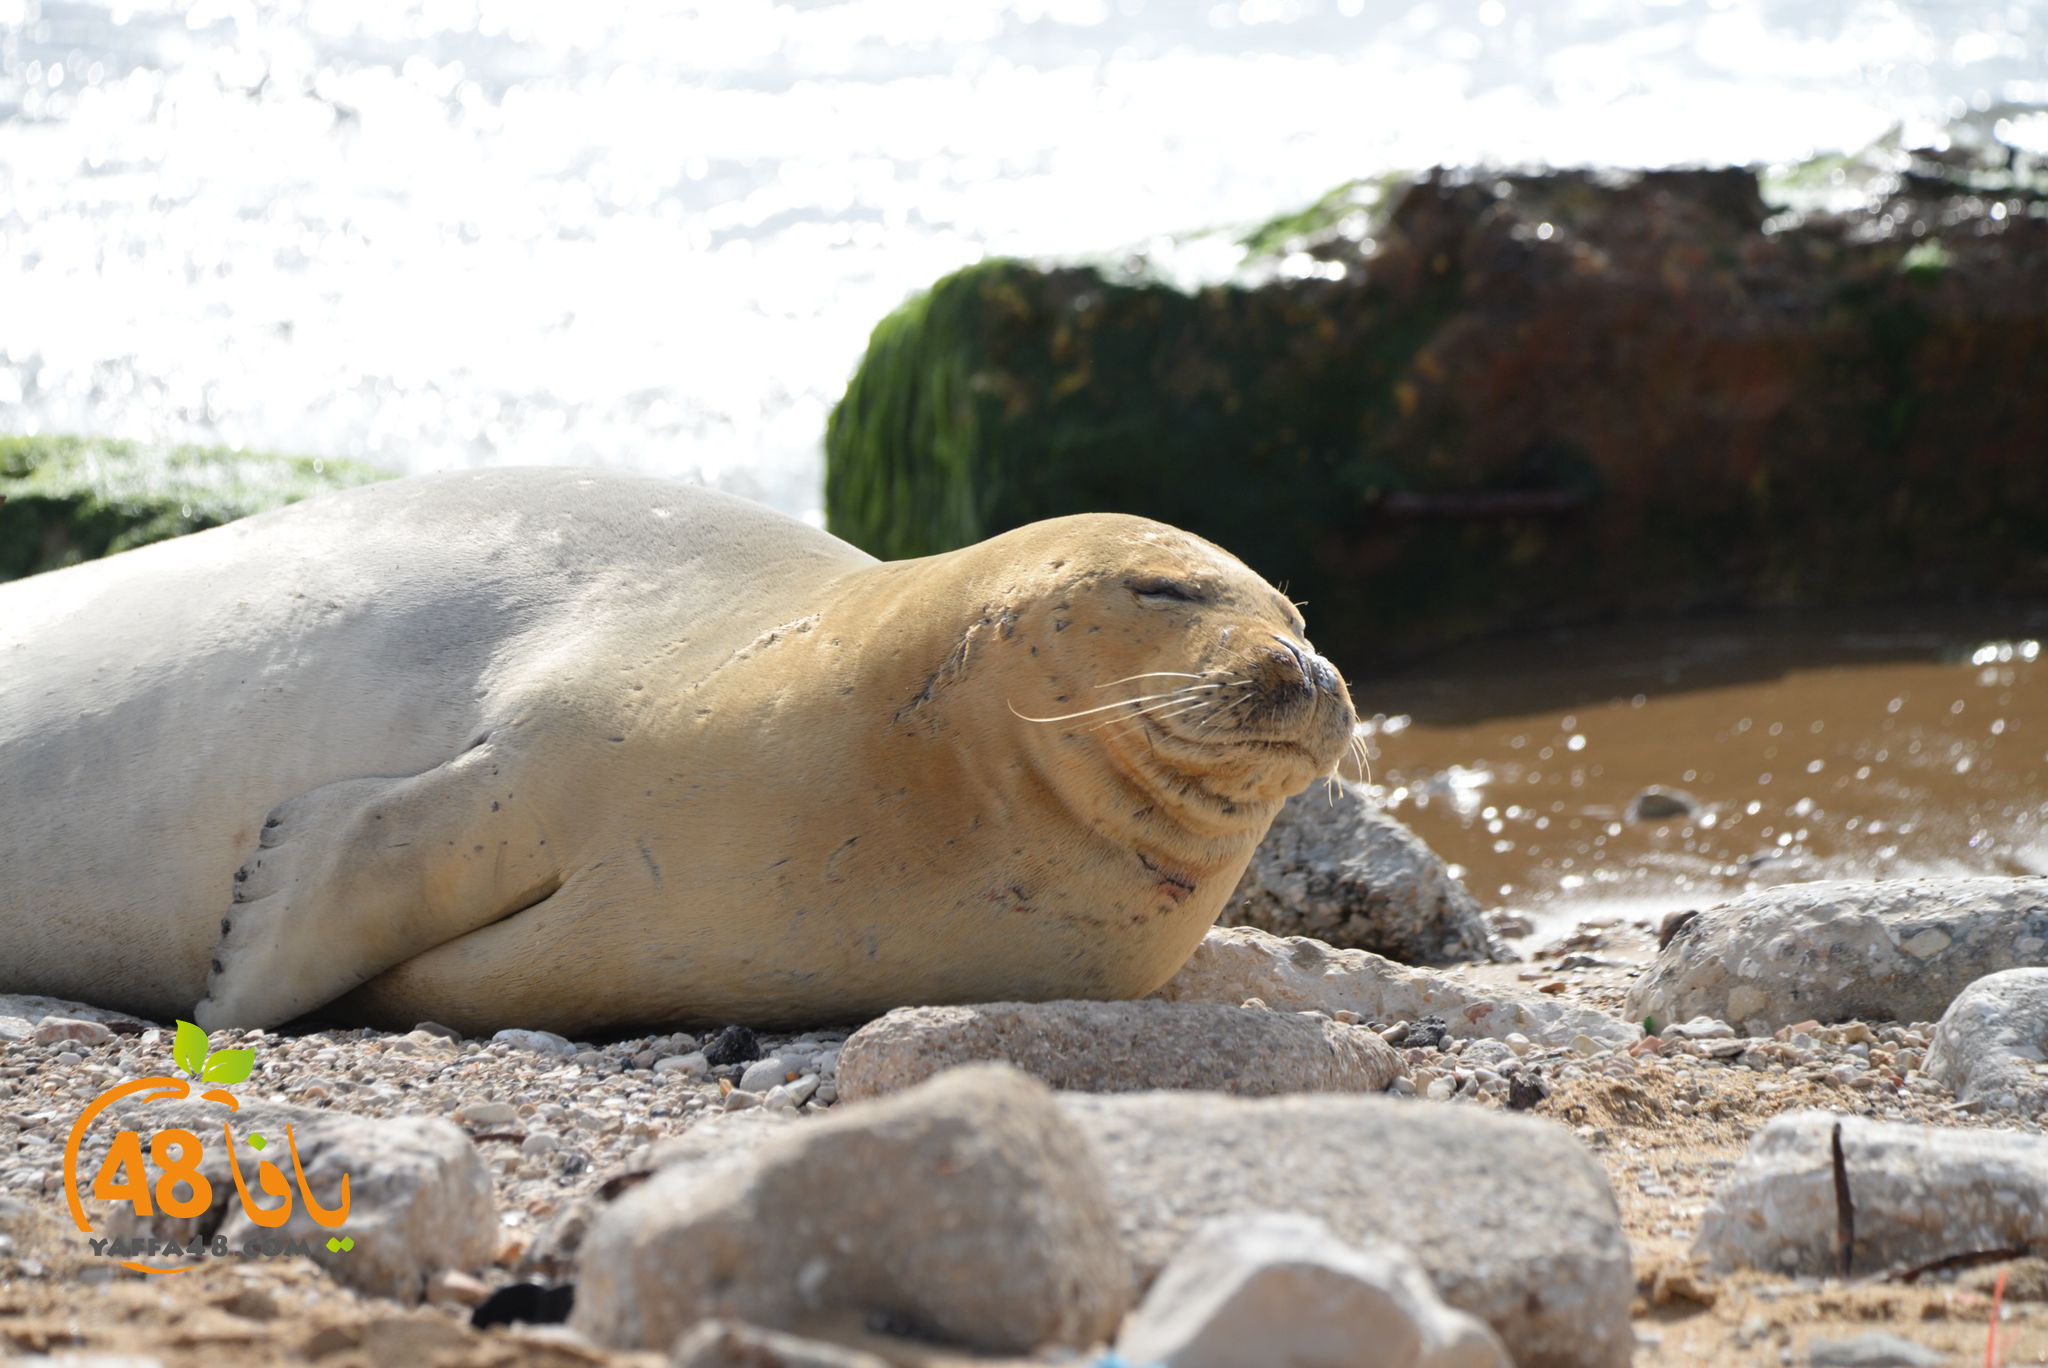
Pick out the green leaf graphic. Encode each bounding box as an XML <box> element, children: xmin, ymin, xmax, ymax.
<box><xmin>173</xmin><ymin>1019</ymin><xmax>210</xmax><ymax>1078</ymax></box>
<box><xmin>202</xmin><ymin>1048</ymin><xmax>255</xmax><ymax>1084</ymax></box>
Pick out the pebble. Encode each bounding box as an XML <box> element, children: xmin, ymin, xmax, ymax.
<box><xmin>654</xmin><ymin>1051</ymin><xmax>709</xmax><ymax>1078</ymax></box>
<box><xmin>703</xmin><ymin>1024</ymin><xmax>761</xmax><ymax>1067</ymax></box>
<box><xmin>521</xmin><ymin>1130</ymin><xmax>562</xmax><ymax>1157</ymax></box>
<box><xmin>32</xmin><ymin>1016</ymin><xmax>111</xmax><ymax>1046</ymax></box>
<box><xmin>492</xmin><ymin>1028</ymin><xmax>576</xmax><ymax>1056</ymax></box>
<box><xmin>455</xmin><ymin>1101</ymin><xmax>519</xmax><ymax>1128</ymax></box>
<box><xmin>770</xmin><ymin>1075</ymin><xmax>821</xmax><ymax>1108</ymax></box>
<box><xmin>426</xmin><ymin>1268</ymin><xmax>492</xmax><ymax>1307</ymax></box>
<box><xmin>739</xmin><ymin>1056</ymin><xmax>791</xmax><ymax>1092</ymax></box>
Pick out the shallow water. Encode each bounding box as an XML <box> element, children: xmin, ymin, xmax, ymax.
<box><xmin>1355</xmin><ymin>608</ymin><xmax>2048</xmax><ymax>942</ymax></box>
<box><xmin>4</xmin><ymin>0</ymin><xmax>2045</xmax><ymax>520</ymax></box>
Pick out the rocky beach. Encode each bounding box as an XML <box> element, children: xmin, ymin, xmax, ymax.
<box><xmin>4</xmin><ymin>784</ymin><xmax>2046</xmax><ymax>1366</ymax></box>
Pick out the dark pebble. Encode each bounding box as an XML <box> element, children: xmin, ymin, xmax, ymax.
<box><xmin>1405</xmin><ymin>1016</ymin><xmax>1450</xmax><ymax>1050</ymax></box>
<box><xmin>703</xmin><ymin>1024</ymin><xmax>760</xmax><ymax>1067</ymax></box>
<box><xmin>470</xmin><ymin>1282</ymin><xmax>575</xmax><ymax>1329</ymax></box>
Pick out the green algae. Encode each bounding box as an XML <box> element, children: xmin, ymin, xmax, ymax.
<box><xmin>0</xmin><ymin>434</ymin><xmax>389</xmax><ymax>581</ymax></box>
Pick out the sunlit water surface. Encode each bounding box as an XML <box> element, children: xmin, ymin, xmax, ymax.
<box><xmin>3</xmin><ymin>0</ymin><xmax>2045</xmax><ymax>519</ymax></box>
<box><xmin>1358</xmin><ymin>610</ymin><xmax>2048</xmax><ymax>945</ymax></box>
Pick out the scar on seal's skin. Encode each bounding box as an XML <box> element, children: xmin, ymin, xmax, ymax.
<box><xmin>896</xmin><ymin>605</ymin><xmax>1019</xmax><ymax>725</ymax></box>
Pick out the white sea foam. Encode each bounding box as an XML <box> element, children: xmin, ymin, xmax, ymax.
<box><xmin>1</xmin><ymin>0</ymin><xmax>2038</xmax><ymax>521</ymax></box>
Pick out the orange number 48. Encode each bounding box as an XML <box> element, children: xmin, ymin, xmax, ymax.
<box><xmin>93</xmin><ymin>1129</ymin><xmax>214</xmax><ymax>1220</ymax></box>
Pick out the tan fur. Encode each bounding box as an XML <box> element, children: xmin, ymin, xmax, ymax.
<box><xmin>0</xmin><ymin>469</ymin><xmax>1353</xmax><ymax>1033</ymax></box>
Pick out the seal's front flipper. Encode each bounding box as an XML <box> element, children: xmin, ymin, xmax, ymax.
<box><xmin>194</xmin><ymin>740</ymin><xmax>560</xmax><ymax>1028</ymax></box>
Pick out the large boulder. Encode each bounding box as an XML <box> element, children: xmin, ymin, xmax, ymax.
<box><xmin>824</xmin><ymin>154</ymin><xmax>2048</xmax><ymax>669</ymax></box>
<box><xmin>1223</xmin><ymin>784</ymin><xmax>1495</xmax><ymax>962</ymax></box>
<box><xmin>86</xmin><ymin>1098</ymin><xmax>496</xmax><ymax>1301</ymax></box>
<box><xmin>570</xmin><ymin>1065</ymin><xmax>1131</xmax><ymax>1354</ymax></box>
<box><xmin>1059</xmin><ymin>1090</ymin><xmax>1633</xmax><ymax>1368</ymax></box>
<box><xmin>1624</xmin><ymin>876</ymin><xmax>2048</xmax><ymax>1034</ymax></box>
<box><xmin>1115</xmin><ymin>1212</ymin><xmax>1509</xmax><ymax>1368</ymax></box>
<box><xmin>835</xmin><ymin>999</ymin><xmax>1403</xmax><ymax>1102</ymax></box>
<box><xmin>1156</xmin><ymin>924</ymin><xmax>1638</xmax><ymax>1049</ymax></box>
<box><xmin>1923</xmin><ymin>967</ymin><xmax>2048</xmax><ymax>1115</ymax></box>
<box><xmin>1695</xmin><ymin>1110</ymin><xmax>2048</xmax><ymax>1276</ymax></box>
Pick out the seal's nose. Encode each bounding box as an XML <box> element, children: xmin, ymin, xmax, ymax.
<box><xmin>1272</xmin><ymin>634</ymin><xmax>1342</xmax><ymax>696</ymax></box>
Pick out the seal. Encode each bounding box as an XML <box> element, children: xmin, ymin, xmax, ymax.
<box><xmin>0</xmin><ymin>468</ymin><xmax>1356</xmax><ymax>1033</ymax></box>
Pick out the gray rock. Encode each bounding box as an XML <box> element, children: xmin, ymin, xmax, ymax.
<box><xmin>1625</xmin><ymin>876</ymin><xmax>2048</xmax><ymax>1035</ymax></box>
<box><xmin>1807</xmin><ymin>1332</ymin><xmax>1946</xmax><ymax>1368</ymax></box>
<box><xmin>836</xmin><ymin>999</ymin><xmax>1403</xmax><ymax>1102</ymax></box>
<box><xmin>1059</xmin><ymin>1090</ymin><xmax>1632</xmax><ymax>1368</ymax></box>
<box><xmin>571</xmin><ymin>1064</ymin><xmax>1131</xmax><ymax>1354</ymax></box>
<box><xmin>1156</xmin><ymin>925</ymin><xmax>1639</xmax><ymax>1050</ymax></box>
<box><xmin>1695</xmin><ymin>1110</ymin><xmax>2048</xmax><ymax>1276</ymax></box>
<box><xmin>670</xmin><ymin>1319</ymin><xmax>890</xmax><ymax>1368</ymax></box>
<box><xmin>32</xmin><ymin>1016</ymin><xmax>112</xmax><ymax>1046</ymax></box>
<box><xmin>739</xmin><ymin>1056</ymin><xmax>791</xmax><ymax>1092</ymax></box>
<box><xmin>1115</xmin><ymin>1212</ymin><xmax>1509</xmax><ymax>1368</ymax></box>
<box><xmin>1223</xmin><ymin>782</ymin><xmax>1496</xmax><ymax>962</ymax></box>
<box><xmin>0</xmin><ymin>993</ymin><xmax>154</xmax><ymax>1030</ymax></box>
<box><xmin>492</xmin><ymin>1028</ymin><xmax>576</xmax><ymax>1056</ymax></box>
<box><xmin>454</xmin><ymin>1101</ymin><xmax>518</xmax><ymax>1128</ymax></box>
<box><xmin>90</xmin><ymin>1099</ymin><xmax>495</xmax><ymax>1300</ymax></box>
<box><xmin>654</xmin><ymin>1051</ymin><xmax>709</xmax><ymax>1078</ymax></box>
<box><xmin>1626</xmin><ymin>786</ymin><xmax>1698</xmax><ymax>821</ymax></box>
<box><xmin>1923</xmin><ymin>967</ymin><xmax>2048</xmax><ymax>1114</ymax></box>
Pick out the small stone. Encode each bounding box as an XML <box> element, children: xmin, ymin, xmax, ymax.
<box><xmin>1222</xmin><ymin>782</ymin><xmax>1496</xmax><ymax>960</ymax></box>
<box><xmin>214</xmin><ymin>1284</ymin><xmax>279</xmax><ymax>1320</ymax></box>
<box><xmin>1406</xmin><ymin>1016</ymin><xmax>1450</xmax><ymax>1049</ymax></box>
<box><xmin>739</xmin><ymin>1056</ymin><xmax>791</xmax><ymax>1092</ymax></box>
<box><xmin>654</xmin><ymin>1051</ymin><xmax>709</xmax><ymax>1079</ymax></box>
<box><xmin>1924</xmin><ymin>968</ymin><xmax>2048</xmax><ymax>1114</ymax></box>
<box><xmin>455</xmin><ymin>1101</ymin><xmax>519</xmax><ymax>1128</ymax></box>
<box><xmin>703</xmin><ymin>1024</ymin><xmax>760</xmax><ymax>1067</ymax></box>
<box><xmin>672</xmin><ymin>1319</ymin><xmax>889</xmax><ymax>1367</ymax></box>
<box><xmin>492</xmin><ymin>1028</ymin><xmax>575</xmax><ymax>1057</ymax></box>
<box><xmin>773</xmin><ymin>1075</ymin><xmax>821</xmax><ymax>1108</ymax></box>
<box><xmin>411</xmin><ymin>1020</ymin><xmax>463</xmax><ymax>1041</ymax></box>
<box><xmin>520</xmin><ymin>1131</ymin><xmax>561</xmax><ymax>1157</ymax></box>
<box><xmin>1114</xmin><ymin>1212</ymin><xmax>1508</xmax><ymax>1368</ymax></box>
<box><xmin>1503</xmin><ymin>1032</ymin><xmax>1531</xmax><ymax>1056</ymax></box>
<box><xmin>1506</xmin><ymin>1074</ymin><xmax>1549</xmax><ymax>1111</ymax></box>
<box><xmin>33</xmin><ymin>1016</ymin><xmax>111</xmax><ymax>1047</ymax></box>
<box><xmin>1807</xmin><ymin>1331</ymin><xmax>1945</xmax><ymax>1367</ymax></box>
<box><xmin>723</xmin><ymin>1089</ymin><xmax>761</xmax><ymax>1112</ymax></box>
<box><xmin>1627</xmin><ymin>786</ymin><xmax>1698</xmax><ymax>821</ymax></box>
<box><xmin>837</xmin><ymin>1000</ymin><xmax>1403</xmax><ymax>1101</ymax></box>
<box><xmin>1571</xmin><ymin>1034</ymin><xmax>1600</xmax><ymax>1056</ymax></box>
<box><xmin>426</xmin><ymin>1268</ymin><xmax>492</xmax><ymax>1307</ymax></box>
<box><xmin>1424</xmin><ymin>1076</ymin><xmax>1457</xmax><ymax>1102</ymax></box>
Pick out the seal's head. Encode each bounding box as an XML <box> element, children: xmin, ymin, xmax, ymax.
<box><xmin>906</xmin><ymin>512</ymin><xmax>1356</xmax><ymax>861</ymax></box>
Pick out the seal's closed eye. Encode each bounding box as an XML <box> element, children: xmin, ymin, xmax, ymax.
<box><xmin>1126</xmin><ymin>575</ymin><xmax>1204</xmax><ymax>604</ymax></box>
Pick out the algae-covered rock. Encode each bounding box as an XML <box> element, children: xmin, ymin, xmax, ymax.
<box><xmin>825</xmin><ymin>156</ymin><xmax>2048</xmax><ymax>668</ymax></box>
<box><xmin>0</xmin><ymin>434</ymin><xmax>388</xmax><ymax>581</ymax></box>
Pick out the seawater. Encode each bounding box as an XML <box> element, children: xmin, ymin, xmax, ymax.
<box><xmin>3</xmin><ymin>0</ymin><xmax>2044</xmax><ymax>522</ymax></box>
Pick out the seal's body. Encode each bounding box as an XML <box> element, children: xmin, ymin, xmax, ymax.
<box><xmin>0</xmin><ymin>469</ymin><xmax>1355</xmax><ymax>1033</ymax></box>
